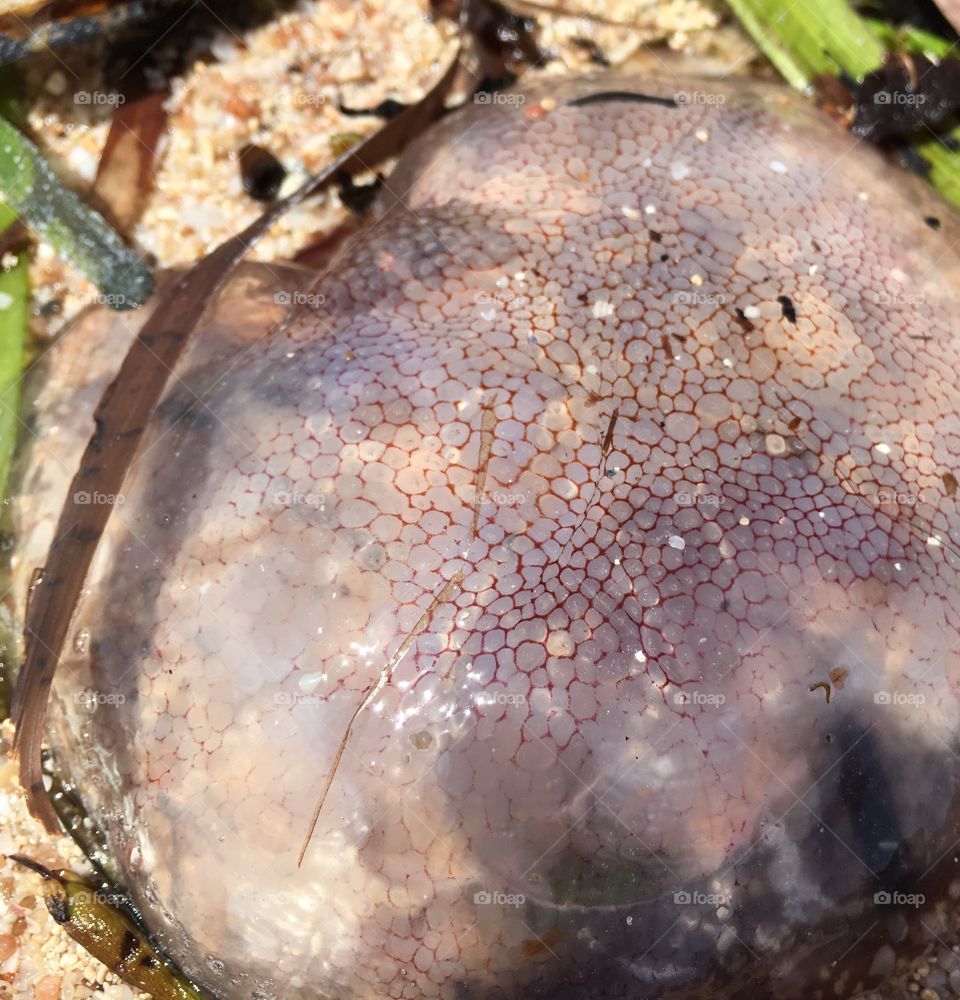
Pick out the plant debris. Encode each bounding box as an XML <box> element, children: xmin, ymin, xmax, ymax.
<box><xmin>0</xmin><ymin>116</ymin><xmax>153</xmax><ymax>309</ymax></box>
<box><xmin>852</xmin><ymin>52</ymin><xmax>960</xmax><ymax>140</ymax></box>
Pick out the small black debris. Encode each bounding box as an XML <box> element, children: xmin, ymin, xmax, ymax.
<box><xmin>238</xmin><ymin>145</ymin><xmax>286</xmax><ymax>202</ymax></box>
<box><xmin>337</xmin><ymin>172</ymin><xmax>384</xmax><ymax>214</ymax></box>
<box><xmin>339</xmin><ymin>98</ymin><xmax>408</xmax><ymax>121</ymax></box>
<box><xmin>120</xmin><ymin>930</ymin><xmax>140</xmax><ymax>963</ymax></box>
<box><xmin>473</xmin><ymin>72</ymin><xmax>517</xmax><ymax>103</ymax></box>
<box><xmin>734</xmin><ymin>307</ymin><xmax>755</xmax><ymax>333</ymax></box>
<box><xmin>39</xmin><ymin>298</ymin><xmax>63</xmax><ymax>317</ymax></box>
<box><xmin>777</xmin><ymin>295</ymin><xmax>797</xmax><ymax>325</ymax></box>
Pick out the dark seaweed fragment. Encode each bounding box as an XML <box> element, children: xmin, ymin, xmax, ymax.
<box><xmin>569</xmin><ymin>90</ymin><xmax>678</xmax><ymax>109</ymax></box>
<box><xmin>465</xmin><ymin>0</ymin><xmax>544</xmax><ymax>66</ymax></box>
<box><xmin>852</xmin><ymin>53</ymin><xmax>960</xmax><ymax>140</ymax></box>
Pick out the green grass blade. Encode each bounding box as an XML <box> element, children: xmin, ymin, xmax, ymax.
<box><xmin>0</xmin><ymin>232</ymin><xmax>26</xmax><ymax>498</ymax></box>
<box><xmin>727</xmin><ymin>0</ymin><xmax>960</xmax><ymax>209</ymax></box>
<box><xmin>727</xmin><ymin>0</ymin><xmax>886</xmax><ymax>81</ymax></box>
<box><xmin>0</xmin><ymin>117</ymin><xmax>153</xmax><ymax>309</ymax></box>
<box><xmin>864</xmin><ymin>17</ymin><xmax>957</xmax><ymax>58</ymax></box>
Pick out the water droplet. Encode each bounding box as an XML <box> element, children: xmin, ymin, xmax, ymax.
<box><xmin>73</xmin><ymin>628</ymin><xmax>90</xmax><ymax>655</ymax></box>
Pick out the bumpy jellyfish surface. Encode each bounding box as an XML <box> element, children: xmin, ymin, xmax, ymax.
<box><xmin>11</xmin><ymin>73</ymin><xmax>960</xmax><ymax>999</ymax></box>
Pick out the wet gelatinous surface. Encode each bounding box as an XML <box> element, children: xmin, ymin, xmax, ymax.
<box><xmin>11</xmin><ymin>74</ymin><xmax>960</xmax><ymax>998</ymax></box>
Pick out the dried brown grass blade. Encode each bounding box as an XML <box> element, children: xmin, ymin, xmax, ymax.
<box><xmin>12</xmin><ymin>49</ymin><xmax>462</xmax><ymax>830</ymax></box>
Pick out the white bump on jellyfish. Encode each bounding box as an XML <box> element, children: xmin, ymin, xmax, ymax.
<box><xmin>769</xmin><ymin>160</ymin><xmax>788</xmax><ymax>174</ymax></box>
<box><xmin>547</xmin><ymin>630</ymin><xmax>573</xmax><ymax>656</ymax></box>
<box><xmin>592</xmin><ymin>300</ymin><xmax>615</xmax><ymax>319</ymax></box>
<box><xmin>765</xmin><ymin>434</ymin><xmax>787</xmax><ymax>456</ymax></box>
<box><xmin>298</xmin><ymin>673</ymin><xmax>325</xmax><ymax>694</ymax></box>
